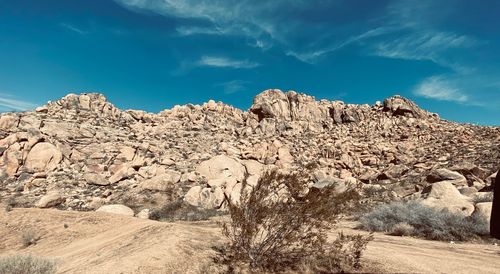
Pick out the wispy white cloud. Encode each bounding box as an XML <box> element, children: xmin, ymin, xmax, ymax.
<box><xmin>113</xmin><ymin>0</ymin><xmax>284</xmax><ymax>45</ymax></box>
<box><xmin>287</xmin><ymin>26</ymin><xmax>397</xmax><ymax>63</ymax></box>
<box><xmin>176</xmin><ymin>26</ymin><xmax>224</xmax><ymax>36</ymax></box>
<box><xmin>60</xmin><ymin>23</ymin><xmax>87</xmax><ymax>35</ymax></box>
<box><xmin>413</xmin><ymin>76</ymin><xmax>468</xmax><ymax>103</ymax></box>
<box><xmin>0</xmin><ymin>93</ymin><xmax>38</xmax><ymax>112</ymax></box>
<box><xmin>373</xmin><ymin>31</ymin><xmax>476</xmax><ymax>66</ymax></box>
<box><xmin>215</xmin><ymin>80</ymin><xmax>250</xmax><ymax>94</ymax></box>
<box><xmin>196</xmin><ymin>56</ymin><xmax>260</xmax><ymax>69</ymax></box>
<box><xmin>283</xmin><ymin>1</ymin><xmax>480</xmax><ymax>66</ymax></box>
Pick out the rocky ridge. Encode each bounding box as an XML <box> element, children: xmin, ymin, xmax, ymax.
<box><xmin>0</xmin><ymin>89</ymin><xmax>499</xmax><ymax>219</ymax></box>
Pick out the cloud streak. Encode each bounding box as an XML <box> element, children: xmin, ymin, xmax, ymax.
<box><xmin>113</xmin><ymin>0</ymin><xmax>281</xmax><ymax>45</ymax></box>
<box><xmin>176</xmin><ymin>26</ymin><xmax>225</xmax><ymax>36</ymax></box>
<box><xmin>413</xmin><ymin>76</ymin><xmax>468</xmax><ymax>103</ymax></box>
<box><xmin>287</xmin><ymin>26</ymin><xmax>397</xmax><ymax>63</ymax></box>
<box><xmin>215</xmin><ymin>80</ymin><xmax>250</xmax><ymax>94</ymax></box>
<box><xmin>373</xmin><ymin>31</ymin><xmax>476</xmax><ymax>67</ymax></box>
<box><xmin>60</xmin><ymin>23</ymin><xmax>87</xmax><ymax>35</ymax></box>
<box><xmin>0</xmin><ymin>94</ymin><xmax>38</xmax><ymax>112</ymax></box>
<box><xmin>196</xmin><ymin>56</ymin><xmax>260</xmax><ymax>69</ymax></box>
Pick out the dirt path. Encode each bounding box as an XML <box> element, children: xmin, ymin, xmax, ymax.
<box><xmin>363</xmin><ymin>231</ymin><xmax>500</xmax><ymax>273</ymax></box>
<box><xmin>1</xmin><ymin>207</ymin><xmax>499</xmax><ymax>273</ymax></box>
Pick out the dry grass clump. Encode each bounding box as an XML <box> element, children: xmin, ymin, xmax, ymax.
<box><xmin>4</xmin><ymin>196</ymin><xmax>17</xmax><ymax>212</ymax></box>
<box><xmin>150</xmin><ymin>200</ymin><xmax>223</xmax><ymax>222</ymax></box>
<box><xmin>0</xmin><ymin>255</ymin><xmax>56</xmax><ymax>274</ymax></box>
<box><xmin>218</xmin><ymin>168</ymin><xmax>372</xmax><ymax>273</ymax></box>
<box><xmin>389</xmin><ymin>222</ymin><xmax>415</xmax><ymax>236</ymax></box>
<box><xmin>360</xmin><ymin>201</ymin><xmax>489</xmax><ymax>241</ymax></box>
<box><xmin>21</xmin><ymin>230</ymin><xmax>39</xmax><ymax>247</ymax></box>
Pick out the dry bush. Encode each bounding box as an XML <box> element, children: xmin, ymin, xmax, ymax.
<box><xmin>389</xmin><ymin>222</ymin><xmax>414</xmax><ymax>236</ymax></box>
<box><xmin>218</xmin><ymin>168</ymin><xmax>372</xmax><ymax>273</ymax></box>
<box><xmin>4</xmin><ymin>196</ymin><xmax>17</xmax><ymax>212</ymax></box>
<box><xmin>0</xmin><ymin>255</ymin><xmax>56</xmax><ymax>274</ymax></box>
<box><xmin>21</xmin><ymin>230</ymin><xmax>38</xmax><ymax>247</ymax></box>
<box><xmin>150</xmin><ymin>200</ymin><xmax>224</xmax><ymax>222</ymax></box>
<box><xmin>360</xmin><ymin>201</ymin><xmax>489</xmax><ymax>241</ymax></box>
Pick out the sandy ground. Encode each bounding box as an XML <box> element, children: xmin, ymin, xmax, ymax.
<box><xmin>1</xmin><ymin>207</ymin><xmax>499</xmax><ymax>273</ymax></box>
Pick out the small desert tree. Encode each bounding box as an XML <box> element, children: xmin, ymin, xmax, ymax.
<box><xmin>219</xmin><ymin>167</ymin><xmax>372</xmax><ymax>273</ymax></box>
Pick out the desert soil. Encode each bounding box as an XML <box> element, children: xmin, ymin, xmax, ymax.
<box><xmin>1</xmin><ymin>207</ymin><xmax>499</xmax><ymax>274</ymax></box>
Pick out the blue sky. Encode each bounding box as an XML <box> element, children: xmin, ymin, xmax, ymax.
<box><xmin>0</xmin><ymin>0</ymin><xmax>499</xmax><ymax>125</ymax></box>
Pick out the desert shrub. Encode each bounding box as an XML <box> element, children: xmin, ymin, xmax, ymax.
<box><xmin>360</xmin><ymin>201</ymin><xmax>489</xmax><ymax>241</ymax></box>
<box><xmin>218</xmin><ymin>168</ymin><xmax>372</xmax><ymax>273</ymax></box>
<box><xmin>150</xmin><ymin>200</ymin><xmax>223</xmax><ymax>222</ymax></box>
<box><xmin>21</xmin><ymin>230</ymin><xmax>38</xmax><ymax>247</ymax></box>
<box><xmin>389</xmin><ymin>222</ymin><xmax>414</xmax><ymax>236</ymax></box>
<box><xmin>4</xmin><ymin>196</ymin><xmax>17</xmax><ymax>212</ymax></box>
<box><xmin>0</xmin><ymin>255</ymin><xmax>56</xmax><ymax>274</ymax></box>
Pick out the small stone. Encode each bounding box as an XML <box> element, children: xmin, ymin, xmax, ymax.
<box><xmin>136</xmin><ymin>209</ymin><xmax>150</xmax><ymax>219</ymax></box>
<box><xmin>84</xmin><ymin>173</ymin><xmax>109</xmax><ymax>186</ymax></box>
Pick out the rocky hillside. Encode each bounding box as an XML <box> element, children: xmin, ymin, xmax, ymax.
<box><xmin>0</xmin><ymin>89</ymin><xmax>499</xmax><ymax>217</ymax></box>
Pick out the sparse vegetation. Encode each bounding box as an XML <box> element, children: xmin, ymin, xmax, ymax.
<box><xmin>389</xmin><ymin>222</ymin><xmax>414</xmax><ymax>236</ymax></box>
<box><xmin>0</xmin><ymin>255</ymin><xmax>56</xmax><ymax>274</ymax></box>
<box><xmin>360</xmin><ymin>201</ymin><xmax>489</xmax><ymax>241</ymax></box>
<box><xmin>218</xmin><ymin>168</ymin><xmax>372</xmax><ymax>273</ymax></box>
<box><xmin>5</xmin><ymin>204</ymin><xmax>12</xmax><ymax>212</ymax></box>
<box><xmin>4</xmin><ymin>196</ymin><xmax>17</xmax><ymax>212</ymax></box>
<box><xmin>21</xmin><ymin>230</ymin><xmax>38</xmax><ymax>247</ymax></box>
<box><xmin>150</xmin><ymin>200</ymin><xmax>224</xmax><ymax>222</ymax></box>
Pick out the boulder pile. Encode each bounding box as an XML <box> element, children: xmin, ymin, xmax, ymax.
<box><xmin>0</xmin><ymin>89</ymin><xmax>499</xmax><ymax>218</ymax></box>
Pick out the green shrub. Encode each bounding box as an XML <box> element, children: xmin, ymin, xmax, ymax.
<box><xmin>0</xmin><ymin>255</ymin><xmax>56</xmax><ymax>274</ymax></box>
<box><xmin>218</xmin><ymin>168</ymin><xmax>372</xmax><ymax>273</ymax></box>
<box><xmin>360</xmin><ymin>201</ymin><xmax>489</xmax><ymax>241</ymax></box>
<box><xmin>150</xmin><ymin>200</ymin><xmax>223</xmax><ymax>222</ymax></box>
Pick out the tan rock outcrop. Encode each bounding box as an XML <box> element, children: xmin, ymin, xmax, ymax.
<box><xmin>25</xmin><ymin>142</ymin><xmax>63</xmax><ymax>173</ymax></box>
<box><xmin>36</xmin><ymin>191</ymin><xmax>65</xmax><ymax>208</ymax></box>
<box><xmin>421</xmin><ymin>181</ymin><xmax>474</xmax><ymax>215</ymax></box>
<box><xmin>96</xmin><ymin>204</ymin><xmax>135</xmax><ymax>216</ymax></box>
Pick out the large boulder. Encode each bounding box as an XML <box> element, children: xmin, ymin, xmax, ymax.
<box><xmin>0</xmin><ymin>115</ymin><xmax>18</xmax><ymax>131</ymax></box>
<box><xmin>140</xmin><ymin>171</ymin><xmax>181</xmax><ymax>191</ymax></box>
<box><xmin>242</xmin><ymin>160</ymin><xmax>265</xmax><ymax>186</ymax></box>
<box><xmin>0</xmin><ymin>146</ymin><xmax>21</xmax><ymax>176</ymax></box>
<box><xmin>84</xmin><ymin>173</ymin><xmax>109</xmax><ymax>186</ymax></box>
<box><xmin>421</xmin><ymin>181</ymin><xmax>474</xmax><ymax>215</ymax></box>
<box><xmin>472</xmin><ymin>202</ymin><xmax>492</xmax><ymax>227</ymax></box>
<box><xmin>250</xmin><ymin>89</ymin><xmax>293</xmax><ymax>121</ymax></box>
<box><xmin>383</xmin><ymin>95</ymin><xmax>426</xmax><ymax>118</ymax></box>
<box><xmin>196</xmin><ymin>155</ymin><xmax>246</xmax><ymax>181</ymax></box>
<box><xmin>25</xmin><ymin>142</ymin><xmax>63</xmax><ymax>173</ymax></box>
<box><xmin>249</xmin><ymin>89</ymin><xmax>327</xmax><ymax>123</ymax></box>
<box><xmin>36</xmin><ymin>191</ymin><xmax>65</xmax><ymax>208</ymax></box>
<box><xmin>108</xmin><ymin>165</ymin><xmax>133</xmax><ymax>184</ymax></box>
<box><xmin>184</xmin><ymin>186</ymin><xmax>224</xmax><ymax>209</ymax></box>
<box><xmin>427</xmin><ymin>168</ymin><xmax>467</xmax><ymax>187</ymax></box>
<box><xmin>96</xmin><ymin>204</ymin><xmax>134</xmax><ymax>216</ymax></box>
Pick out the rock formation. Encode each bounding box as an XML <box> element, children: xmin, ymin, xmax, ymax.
<box><xmin>491</xmin><ymin>172</ymin><xmax>500</xmax><ymax>239</ymax></box>
<box><xmin>0</xmin><ymin>89</ymin><xmax>498</xmax><ymax>217</ymax></box>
